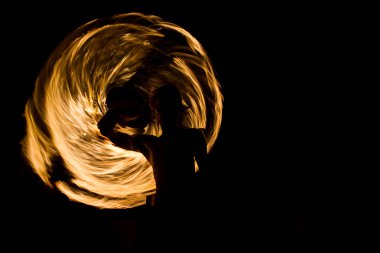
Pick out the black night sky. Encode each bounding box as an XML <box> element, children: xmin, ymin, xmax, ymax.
<box><xmin>4</xmin><ymin>1</ymin><xmax>306</xmax><ymax>251</ymax></box>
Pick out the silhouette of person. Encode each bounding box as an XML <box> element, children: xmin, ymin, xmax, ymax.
<box><xmin>98</xmin><ymin>84</ymin><xmax>208</xmax><ymax>249</ymax></box>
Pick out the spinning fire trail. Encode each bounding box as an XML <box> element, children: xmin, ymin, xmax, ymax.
<box><xmin>23</xmin><ymin>13</ymin><xmax>223</xmax><ymax>209</ymax></box>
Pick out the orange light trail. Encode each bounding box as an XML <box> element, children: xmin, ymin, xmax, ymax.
<box><xmin>22</xmin><ymin>13</ymin><xmax>223</xmax><ymax>209</ymax></box>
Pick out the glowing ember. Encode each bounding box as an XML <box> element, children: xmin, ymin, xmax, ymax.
<box><xmin>22</xmin><ymin>13</ymin><xmax>223</xmax><ymax>209</ymax></box>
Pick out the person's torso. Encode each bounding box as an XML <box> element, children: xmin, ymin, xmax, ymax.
<box><xmin>148</xmin><ymin>128</ymin><xmax>198</xmax><ymax>196</ymax></box>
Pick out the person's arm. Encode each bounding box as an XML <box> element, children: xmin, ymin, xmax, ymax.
<box><xmin>194</xmin><ymin>129</ymin><xmax>208</xmax><ymax>187</ymax></box>
<box><xmin>97</xmin><ymin>110</ymin><xmax>119</xmax><ymax>137</ymax></box>
<box><xmin>97</xmin><ymin>109</ymin><xmax>137</xmax><ymax>150</ymax></box>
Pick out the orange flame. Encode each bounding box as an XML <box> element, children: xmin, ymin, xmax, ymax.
<box><xmin>22</xmin><ymin>13</ymin><xmax>223</xmax><ymax>209</ymax></box>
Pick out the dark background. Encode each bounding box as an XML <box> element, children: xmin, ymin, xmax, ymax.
<box><xmin>3</xmin><ymin>1</ymin><xmax>307</xmax><ymax>251</ymax></box>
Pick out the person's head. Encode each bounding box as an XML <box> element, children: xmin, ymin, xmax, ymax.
<box><xmin>151</xmin><ymin>85</ymin><xmax>185</xmax><ymax>128</ymax></box>
<box><xmin>106</xmin><ymin>85</ymin><xmax>150</xmax><ymax>128</ymax></box>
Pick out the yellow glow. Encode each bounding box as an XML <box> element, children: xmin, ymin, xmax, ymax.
<box><xmin>22</xmin><ymin>13</ymin><xmax>223</xmax><ymax>209</ymax></box>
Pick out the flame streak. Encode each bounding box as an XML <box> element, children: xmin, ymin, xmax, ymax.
<box><xmin>23</xmin><ymin>13</ymin><xmax>223</xmax><ymax>209</ymax></box>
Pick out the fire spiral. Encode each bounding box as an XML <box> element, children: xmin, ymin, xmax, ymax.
<box><xmin>23</xmin><ymin>13</ymin><xmax>223</xmax><ymax>209</ymax></box>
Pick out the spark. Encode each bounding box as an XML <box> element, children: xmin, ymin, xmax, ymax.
<box><xmin>23</xmin><ymin>13</ymin><xmax>223</xmax><ymax>209</ymax></box>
